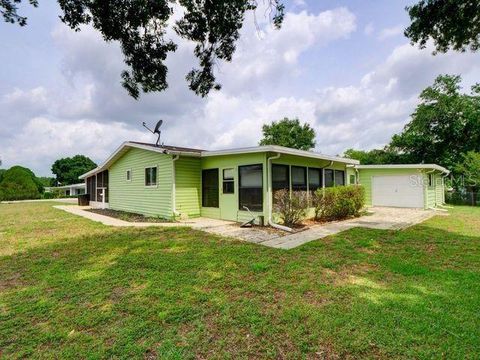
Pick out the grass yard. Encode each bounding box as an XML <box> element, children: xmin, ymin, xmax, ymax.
<box><xmin>0</xmin><ymin>202</ymin><xmax>479</xmax><ymax>359</ymax></box>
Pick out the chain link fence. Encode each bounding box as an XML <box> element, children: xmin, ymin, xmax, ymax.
<box><xmin>445</xmin><ymin>191</ymin><xmax>480</xmax><ymax>206</ymax></box>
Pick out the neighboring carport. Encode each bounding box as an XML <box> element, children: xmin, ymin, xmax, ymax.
<box><xmin>355</xmin><ymin>164</ymin><xmax>450</xmax><ymax>209</ymax></box>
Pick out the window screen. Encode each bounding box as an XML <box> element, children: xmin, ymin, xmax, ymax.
<box><xmin>145</xmin><ymin>167</ymin><xmax>157</xmax><ymax>186</ymax></box>
<box><xmin>291</xmin><ymin>166</ymin><xmax>307</xmax><ymax>191</ymax></box>
<box><xmin>202</xmin><ymin>169</ymin><xmax>219</xmax><ymax>207</ymax></box>
<box><xmin>222</xmin><ymin>168</ymin><xmax>234</xmax><ymax>194</ymax></box>
<box><xmin>239</xmin><ymin>164</ymin><xmax>263</xmax><ymax>211</ymax></box>
<box><xmin>308</xmin><ymin>168</ymin><xmax>322</xmax><ymax>192</ymax></box>
<box><xmin>324</xmin><ymin>169</ymin><xmax>334</xmax><ymax>187</ymax></box>
<box><xmin>334</xmin><ymin>170</ymin><xmax>345</xmax><ymax>186</ymax></box>
<box><xmin>272</xmin><ymin>164</ymin><xmax>289</xmax><ymax>191</ymax></box>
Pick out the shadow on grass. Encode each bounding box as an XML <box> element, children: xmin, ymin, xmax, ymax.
<box><xmin>0</xmin><ymin>220</ymin><xmax>479</xmax><ymax>359</ymax></box>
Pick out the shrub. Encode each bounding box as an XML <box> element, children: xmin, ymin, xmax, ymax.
<box><xmin>313</xmin><ymin>185</ymin><xmax>365</xmax><ymax>221</ymax></box>
<box><xmin>0</xmin><ymin>166</ymin><xmax>42</xmax><ymax>201</ymax></box>
<box><xmin>273</xmin><ymin>189</ymin><xmax>309</xmax><ymax>226</ymax></box>
<box><xmin>42</xmin><ymin>192</ymin><xmax>55</xmax><ymax>199</ymax></box>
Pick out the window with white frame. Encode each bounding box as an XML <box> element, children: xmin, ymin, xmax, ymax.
<box><xmin>126</xmin><ymin>169</ymin><xmax>132</xmax><ymax>181</ymax></box>
<box><xmin>145</xmin><ymin>167</ymin><xmax>157</xmax><ymax>186</ymax></box>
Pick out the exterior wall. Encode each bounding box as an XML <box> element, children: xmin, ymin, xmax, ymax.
<box><xmin>436</xmin><ymin>174</ymin><xmax>445</xmax><ymax>204</ymax></box>
<box><xmin>108</xmin><ymin>148</ymin><xmax>174</xmax><ymax>219</ymax></box>
<box><xmin>271</xmin><ymin>154</ymin><xmax>349</xmax><ymax>220</ymax></box>
<box><xmin>200</xmin><ymin>152</ymin><xmax>267</xmax><ymax>223</ymax></box>
<box><xmin>358</xmin><ymin>168</ymin><xmax>427</xmax><ymax>208</ymax></box>
<box><xmin>346</xmin><ymin>167</ymin><xmax>357</xmax><ymax>184</ymax></box>
<box><xmin>425</xmin><ymin>173</ymin><xmax>436</xmax><ymax>208</ymax></box>
<box><xmin>175</xmin><ymin>157</ymin><xmax>201</xmax><ymax>218</ymax></box>
<box><xmin>200</xmin><ymin>152</ymin><xmax>351</xmax><ymax>223</ymax></box>
<box><xmin>426</xmin><ymin>172</ymin><xmax>446</xmax><ymax>208</ymax></box>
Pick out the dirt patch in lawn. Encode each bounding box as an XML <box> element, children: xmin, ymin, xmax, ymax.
<box><xmin>86</xmin><ymin>208</ymin><xmax>172</xmax><ymax>223</ymax></box>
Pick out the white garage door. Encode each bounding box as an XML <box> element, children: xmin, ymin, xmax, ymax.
<box><xmin>372</xmin><ymin>175</ymin><xmax>424</xmax><ymax>208</ymax></box>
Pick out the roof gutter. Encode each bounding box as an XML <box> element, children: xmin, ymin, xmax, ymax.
<box><xmin>267</xmin><ymin>153</ymin><xmax>293</xmax><ymax>232</ymax></box>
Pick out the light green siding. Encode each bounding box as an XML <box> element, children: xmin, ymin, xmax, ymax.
<box><xmin>200</xmin><ymin>152</ymin><xmax>267</xmax><ymax>223</ymax></box>
<box><xmin>175</xmin><ymin>157</ymin><xmax>201</xmax><ymax>218</ymax></box>
<box><xmin>271</xmin><ymin>154</ymin><xmax>349</xmax><ymax>220</ymax></box>
<box><xmin>109</xmin><ymin>148</ymin><xmax>174</xmax><ymax>219</ymax></box>
<box><xmin>435</xmin><ymin>174</ymin><xmax>445</xmax><ymax>205</ymax></box>
<box><xmin>358</xmin><ymin>168</ymin><xmax>425</xmax><ymax>208</ymax></box>
<box><xmin>358</xmin><ymin>169</ymin><xmax>446</xmax><ymax>209</ymax></box>
<box><xmin>426</xmin><ymin>172</ymin><xmax>445</xmax><ymax>208</ymax></box>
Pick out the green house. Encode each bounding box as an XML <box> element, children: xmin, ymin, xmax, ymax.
<box><xmin>79</xmin><ymin>141</ymin><xmax>449</xmax><ymax>225</ymax></box>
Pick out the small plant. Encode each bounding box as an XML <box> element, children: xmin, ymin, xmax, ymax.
<box><xmin>273</xmin><ymin>189</ymin><xmax>309</xmax><ymax>227</ymax></box>
<box><xmin>313</xmin><ymin>185</ymin><xmax>365</xmax><ymax>221</ymax></box>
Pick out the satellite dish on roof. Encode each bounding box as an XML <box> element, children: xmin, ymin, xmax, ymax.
<box><xmin>142</xmin><ymin>119</ymin><xmax>163</xmax><ymax>147</ymax></box>
<box><xmin>154</xmin><ymin>119</ymin><xmax>163</xmax><ymax>134</ymax></box>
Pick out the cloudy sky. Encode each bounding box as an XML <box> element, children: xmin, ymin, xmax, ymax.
<box><xmin>1</xmin><ymin>0</ymin><xmax>480</xmax><ymax>176</ymax></box>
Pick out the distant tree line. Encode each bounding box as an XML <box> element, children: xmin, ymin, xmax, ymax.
<box><xmin>0</xmin><ymin>155</ymin><xmax>96</xmax><ymax>201</ymax></box>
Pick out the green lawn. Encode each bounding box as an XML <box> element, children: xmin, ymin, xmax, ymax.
<box><xmin>0</xmin><ymin>203</ymin><xmax>479</xmax><ymax>359</ymax></box>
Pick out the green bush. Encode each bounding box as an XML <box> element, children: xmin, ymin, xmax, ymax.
<box><xmin>42</xmin><ymin>192</ymin><xmax>55</xmax><ymax>199</ymax></box>
<box><xmin>273</xmin><ymin>189</ymin><xmax>309</xmax><ymax>226</ymax></box>
<box><xmin>0</xmin><ymin>166</ymin><xmax>42</xmax><ymax>201</ymax></box>
<box><xmin>313</xmin><ymin>185</ymin><xmax>365</xmax><ymax>221</ymax></box>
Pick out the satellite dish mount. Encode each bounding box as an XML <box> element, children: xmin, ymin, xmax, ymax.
<box><xmin>142</xmin><ymin>120</ymin><xmax>163</xmax><ymax>146</ymax></box>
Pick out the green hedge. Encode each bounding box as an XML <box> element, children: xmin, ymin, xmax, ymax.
<box><xmin>313</xmin><ymin>185</ymin><xmax>365</xmax><ymax>221</ymax></box>
<box><xmin>0</xmin><ymin>166</ymin><xmax>42</xmax><ymax>201</ymax></box>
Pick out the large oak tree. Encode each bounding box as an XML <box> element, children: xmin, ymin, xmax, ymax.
<box><xmin>1</xmin><ymin>0</ymin><xmax>284</xmax><ymax>99</ymax></box>
<box><xmin>405</xmin><ymin>0</ymin><xmax>480</xmax><ymax>53</ymax></box>
<box><xmin>51</xmin><ymin>155</ymin><xmax>97</xmax><ymax>185</ymax></box>
<box><xmin>259</xmin><ymin>118</ymin><xmax>316</xmax><ymax>151</ymax></box>
<box><xmin>390</xmin><ymin>74</ymin><xmax>480</xmax><ymax>170</ymax></box>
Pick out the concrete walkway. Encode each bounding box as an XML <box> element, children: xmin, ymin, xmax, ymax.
<box><xmin>260</xmin><ymin>207</ymin><xmax>438</xmax><ymax>249</ymax></box>
<box><xmin>54</xmin><ymin>205</ymin><xmax>440</xmax><ymax>250</ymax></box>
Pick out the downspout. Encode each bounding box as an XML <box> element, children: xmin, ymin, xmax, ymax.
<box><xmin>347</xmin><ymin>164</ymin><xmax>359</xmax><ymax>185</ymax></box>
<box><xmin>267</xmin><ymin>153</ymin><xmax>292</xmax><ymax>232</ymax></box>
<box><xmin>172</xmin><ymin>154</ymin><xmax>180</xmax><ymax>218</ymax></box>
<box><xmin>440</xmin><ymin>173</ymin><xmax>450</xmax><ymax>206</ymax></box>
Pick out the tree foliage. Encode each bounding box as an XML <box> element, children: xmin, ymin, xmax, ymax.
<box><xmin>343</xmin><ymin>148</ymin><xmax>407</xmax><ymax>165</ymax></box>
<box><xmin>1</xmin><ymin>0</ymin><xmax>284</xmax><ymax>99</ymax></box>
<box><xmin>37</xmin><ymin>176</ymin><xmax>55</xmax><ymax>187</ymax></box>
<box><xmin>259</xmin><ymin>118</ymin><xmax>316</xmax><ymax>151</ymax></box>
<box><xmin>51</xmin><ymin>155</ymin><xmax>97</xmax><ymax>185</ymax></box>
<box><xmin>455</xmin><ymin>151</ymin><xmax>480</xmax><ymax>192</ymax></box>
<box><xmin>390</xmin><ymin>74</ymin><xmax>480</xmax><ymax>170</ymax></box>
<box><xmin>0</xmin><ymin>166</ymin><xmax>42</xmax><ymax>201</ymax></box>
<box><xmin>405</xmin><ymin>0</ymin><xmax>480</xmax><ymax>53</ymax></box>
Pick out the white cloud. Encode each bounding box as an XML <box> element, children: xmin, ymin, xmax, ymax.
<box><xmin>364</xmin><ymin>22</ymin><xmax>374</xmax><ymax>36</ymax></box>
<box><xmin>3</xmin><ymin>5</ymin><xmax>480</xmax><ymax>176</ymax></box>
<box><xmin>378</xmin><ymin>25</ymin><xmax>404</xmax><ymax>40</ymax></box>
<box><xmin>1</xmin><ymin>117</ymin><xmax>152</xmax><ymax>175</ymax></box>
<box><xmin>217</xmin><ymin>7</ymin><xmax>357</xmax><ymax>93</ymax></box>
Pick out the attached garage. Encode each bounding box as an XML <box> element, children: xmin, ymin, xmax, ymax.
<box><xmin>372</xmin><ymin>174</ymin><xmax>424</xmax><ymax>208</ymax></box>
<box><xmin>356</xmin><ymin>164</ymin><xmax>449</xmax><ymax>209</ymax></box>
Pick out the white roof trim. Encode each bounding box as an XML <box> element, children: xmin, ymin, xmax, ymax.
<box><xmin>79</xmin><ymin>143</ymin><xmax>359</xmax><ymax>179</ymax></box>
<box><xmin>202</xmin><ymin>145</ymin><xmax>360</xmax><ymax>164</ymax></box>
<box><xmin>79</xmin><ymin>142</ymin><xmax>201</xmax><ymax>179</ymax></box>
<box><xmin>45</xmin><ymin>183</ymin><xmax>85</xmax><ymax>190</ymax></box>
<box><xmin>355</xmin><ymin>164</ymin><xmax>450</xmax><ymax>174</ymax></box>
